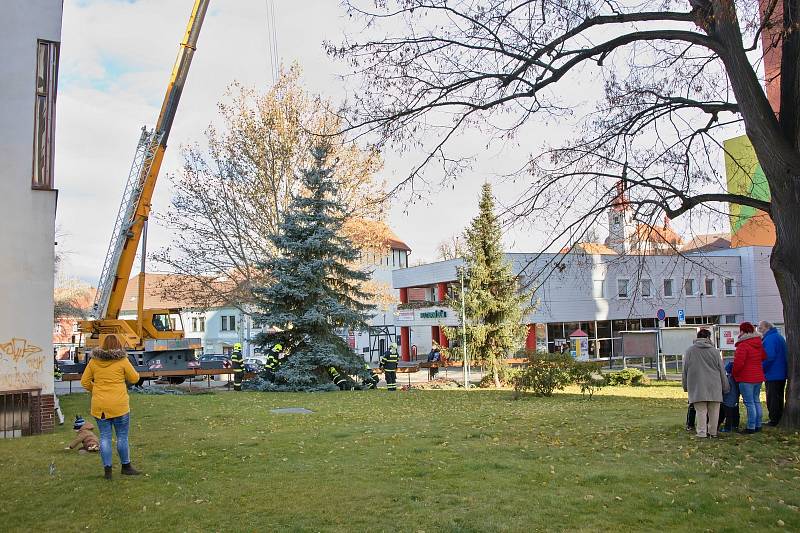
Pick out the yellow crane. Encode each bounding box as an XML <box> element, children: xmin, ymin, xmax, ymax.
<box><xmin>79</xmin><ymin>0</ymin><xmax>210</xmax><ymax>372</ymax></box>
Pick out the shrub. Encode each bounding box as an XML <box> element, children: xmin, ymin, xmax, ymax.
<box><xmin>569</xmin><ymin>361</ymin><xmax>606</xmax><ymax>399</ymax></box>
<box><xmin>604</xmin><ymin>368</ymin><xmax>651</xmax><ymax>387</ymax></box>
<box><xmin>511</xmin><ymin>353</ymin><xmax>603</xmax><ymax>397</ymax></box>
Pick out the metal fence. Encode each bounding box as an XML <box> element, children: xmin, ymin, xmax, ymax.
<box><xmin>0</xmin><ymin>389</ymin><xmax>41</xmax><ymax>439</ymax></box>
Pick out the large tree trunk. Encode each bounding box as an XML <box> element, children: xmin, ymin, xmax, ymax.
<box><xmin>769</xmin><ymin>184</ymin><xmax>800</xmax><ymax>429</ymax></box>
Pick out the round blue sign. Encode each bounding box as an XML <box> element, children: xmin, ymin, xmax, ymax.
<box><xmin>656</xmin><ymin>308</ymin><xmax>666</xmax><ymax>321</ymax></box>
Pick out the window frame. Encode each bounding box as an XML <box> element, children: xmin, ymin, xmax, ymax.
<box><xmin>704</xmin><ymin>277</ymin><xmax>716</xmax><ymax>297</ymax></box>
<box><xmin>616</xmin><ymin>277</ymin><xmax>630</xmax><ymax>299</ymax></box>
<box><xmin>724</xmin><ymin>278</ymin><xmax>736</xmax><ymax>297</ymax></box>
<box><xmin>640</xmin><ymin>278</ymin><xmax>652</xmax><ymax>299</ymax></box>
<box><xmin>662</xmin><ymin>278</ymin><xmax>676</xmax><ymax>299</ymax></box>
<box><xmin>31</xmin><ymin>39</ymin><xmax>59</xmax><ymax>190</ymax></box>
<box><xmin>684</xmin><ymin>278</ymin><xmax>698</xmax><ymax>297</ymax></box>
<box><xmin>592</xmin><ymin>279</ymin><xmax>604</xmax><ymax>299</ymax></box>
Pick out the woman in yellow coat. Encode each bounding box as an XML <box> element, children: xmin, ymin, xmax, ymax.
<box><xmin>80</xmin><ymin>335</ymin><xmax>142</xmax><ymax>479</ymax></box>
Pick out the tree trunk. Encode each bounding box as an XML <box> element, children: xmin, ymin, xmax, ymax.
<box><xmin>767</xmin><ymin>179</ymin><xmax>800</xmax><ymax>429</ymax></box>
<box><xmin>492</xmin><ymin>357</ymin><xmax>501</xmax><ymax>388</ymax></box>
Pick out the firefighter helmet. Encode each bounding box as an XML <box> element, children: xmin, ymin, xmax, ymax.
<box><xmin>272</xmin><ymin>343</ymin><xmax>283</xmax><ymax>352</ymax></box>
<box><xmin>233</xmin><ymin>342</ymin><xmax>242</xmax><ymax>351</ymax></box>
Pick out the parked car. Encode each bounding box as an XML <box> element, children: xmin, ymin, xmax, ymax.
<box><xmin>199</xmin><ymin>354</ymin><xmax>232</xmax><ymax>370</ymax></box>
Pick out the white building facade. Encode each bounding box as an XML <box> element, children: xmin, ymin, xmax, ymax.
<box><xmin>0</xmin><ymin>1</ymin><xmax>63</xmax><ymax>435</ymax></box>
<box><xmin>391</xmin><ymin>246</ymin><xmax>783</xmax><ymax>360</ymax></box>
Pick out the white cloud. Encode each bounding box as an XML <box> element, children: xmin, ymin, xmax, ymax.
<box><xmin>55</xmin><ymin>0</ymin><xmax>626</xmax><ymax>284</ymax></box>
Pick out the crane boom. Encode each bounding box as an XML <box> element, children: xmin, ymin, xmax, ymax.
<box><xmin>92</xmin><ymin>0</ymin><xmax>210</xmax><ymax>320</ymax></box>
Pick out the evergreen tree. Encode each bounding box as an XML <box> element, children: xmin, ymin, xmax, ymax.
<box><xmin>445</xmin><ymin>183</ymin><xmax>531</xmax><ymax>387</ymax></box>
<box><xmin>251</xmin><ymin>144</ymin><xmax>375</xmax><ymax>390</ymax></box>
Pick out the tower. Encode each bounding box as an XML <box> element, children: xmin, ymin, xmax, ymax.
<box><xmin>606</xmin><ymin>181</ymin><xmax>636</xmax><ymax>254</ymax></box>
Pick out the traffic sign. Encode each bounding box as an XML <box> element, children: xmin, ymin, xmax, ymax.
<box><xmin>656</xmin><ymin>308</ymin><xmax>666</xmax><ymax>321</ymax></box>
<box><xmin>677</xmin><ymin>309</ymin><xmax>686</xmax><ymax>325</ymax></box>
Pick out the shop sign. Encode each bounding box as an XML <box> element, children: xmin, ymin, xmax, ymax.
<box><xmin>419</xmin><ymin>310</ymin><xmax>447</xmax><ymax>319</ymax></box>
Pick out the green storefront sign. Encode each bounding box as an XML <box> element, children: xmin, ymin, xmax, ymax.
<box><xmin>419</xmin><ymin>310</ymin><xmax>447</xmax><ymax>319</ymax></box>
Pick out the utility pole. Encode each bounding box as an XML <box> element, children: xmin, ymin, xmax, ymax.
<box><xmin>460</xmin><ymin>266</ymin><xmax>469</xmax><ymax>389</ymax></box>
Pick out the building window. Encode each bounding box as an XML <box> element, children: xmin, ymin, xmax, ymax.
<box><xmin>724</xmin><ymin>278</ymin><xmax>735</xmax><ymax>296</ymax></box>
<box><xmin>704</xmin><ymin>278</ymin><xmax>715</xmax><ymax>296</ymax></box>
<box><xmin>641</xmin><ymin>279</ymin><xmax>652</xmax><ymax>298</ymax></box>
<box><xmin>684</xmin><ymin>278</ymin><xmax>697</xmax><ymax>296</ymax></box>
<box><xmin>725</xmin><ymin>314</ymin><xmax>737</xmax><ymax>324</ymax></box>
<box><xmin>32</xmin><ymin>40</ymin><xmax>59</xmax><ymax>190</ymax></box>
<box><xmin>663</xmin><ymin>279</ymin><xmax>675</xmax><ymax>298</ymax></box>
<box><xmin>617</xmin><ymin>278</ymin><xmax>629</xmax><ymax>299</ymax></box>
<box><xmin>592</xmin><ymin>280</ymin><xmax>604</xmax><ymax>298</ymax></box>
<box><xmin>221</xmin><ymin>315</ymin><xmax>236</xmax><ymax>331</ymax></box>
<box><xmin>199</xmin><ymin>316</ymin><xmax>205</xmax><ymax>332</ymax></box>
<box><xmin>192</xmin><ymin>317</ymin><xmax>197</xmax><ymax>332</ymax></box>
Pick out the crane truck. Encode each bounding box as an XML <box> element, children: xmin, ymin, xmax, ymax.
<box><xmin>78</xmin><ymin>0</ymin><xmax>210</xmax><ymax>374</ymax></box>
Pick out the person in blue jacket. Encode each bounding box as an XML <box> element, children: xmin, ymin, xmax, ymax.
<box><xmin>718</xmin><ymin>361</ymin><xmax>740</xmax><ymax>433</ymax></box>
<box><xmin>758</xmin><ymin>321</ymin><xmax>788</xmax><ymax>426</ymax></box>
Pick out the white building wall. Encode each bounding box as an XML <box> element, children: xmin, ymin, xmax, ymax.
<box><xmin>735</xmin><ymin>246</ymin><xmax>784</xmax><ymax>324</ymax></box>
<box><xmin>0</xmin><ymin>1</ymin><xmax>63</xmax><ymax>396</ymax></box>
<box><xmin>393</xmin><ymin>251</ymin><xmax>751</xmax><ymax>330</ymax></box>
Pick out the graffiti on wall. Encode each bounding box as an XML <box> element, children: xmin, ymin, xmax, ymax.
<box><xmin>0</xmin><ymin>338</ymin><xmax>46</xmax><ymax>391</ymax></box>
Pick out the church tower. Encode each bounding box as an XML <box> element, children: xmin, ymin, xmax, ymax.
<box><xmin>605</xmin><ymin>181</ymin><xmax>636</xmax><ymax>254</ymax></box>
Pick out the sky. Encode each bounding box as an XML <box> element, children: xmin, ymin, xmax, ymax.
<box><xmin>54</xmin><ymin>0</ymin><xmax>737</xmax><ymax>285</ymax></box>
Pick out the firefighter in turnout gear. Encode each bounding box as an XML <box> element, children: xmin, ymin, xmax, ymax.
<box><xmin>362</xmin><ymin>362</ymin><xmax>380</xmax><ymax>389</ymax></box>
<box><xmin>380</xmin><ymin>343</ymin><xmax>399</xmax><ymax>391</ymax></box>
<box><xmin>262</xmin><ymin>343</ymin><xmax>282</xmax><ymax>381</ymax></box>
<box><xmin>328</xmin><ymin>367</ymin><xmax>350</xmax><ymax>390</ymax></box>
<box><xmin>231</xmin><ymin>343</ymin><xmax>244</xmax><ymax>391</ymax></box>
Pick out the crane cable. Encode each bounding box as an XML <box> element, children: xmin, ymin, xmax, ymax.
<box><xmin>266</xmin><ymin>0</ymin><xmax>279</xmax><ymax>83</ymax></box>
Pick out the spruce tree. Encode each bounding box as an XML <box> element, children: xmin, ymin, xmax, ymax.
<box><xmin>446</xmin><ymin>183</ymin><xmax>530</xmax><ymax>387</ymax></box>
<box><xmin>251</xmin><ymin>144</ymin><xmax>375</xmax><ymax>390</ymax></box>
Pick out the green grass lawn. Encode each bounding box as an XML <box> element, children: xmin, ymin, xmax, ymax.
<box><xmin>1</xmin><ymin>384</ymin><xmax>798</xmax><ymax>532</ymax></box>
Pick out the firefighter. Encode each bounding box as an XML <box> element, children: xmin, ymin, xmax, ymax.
<box><xmin>262</xmin><ymin>343</ymin><xmax>282</xmax><ymax>381</ymax></box>
<box><xmin>328</xmin><ymin>367</ymin><xmax>350</xmax><ymax>390</ymax></box>
<box><xmin>231</xmin><ymin>342</ymin><xmax>244</xmax><ymax>391</ymax></box>
<box><xmin>380</xmin><ymin>343</ymin><xmax>399</xmax><ymax>391</ymax></box>
<box><xmin>362</xmin><ymin>362</ymin><xmax>380</xmax><ymax>390</ymax></box>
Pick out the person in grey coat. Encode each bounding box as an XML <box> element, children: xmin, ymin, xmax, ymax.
<box><xmin>682</xmin><ymin>329</ymin><xmax>731</xmax><ymax>438</ymax></box>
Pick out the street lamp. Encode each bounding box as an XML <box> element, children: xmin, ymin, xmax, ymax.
<box><xmin>459</xmin><ymin>266</ymin><xmax>469</xmax><ymax>389</ymax></box>
<box><xmin>699</xmin><ymin>292</ymin><xmax>705</xmax><ymax>324</ymax></box>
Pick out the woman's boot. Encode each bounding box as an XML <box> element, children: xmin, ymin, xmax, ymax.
<box><xmin>121</xmin><ymin>463</ymin><xmax>141</xmax><ymax>476</ymax></box>
<box><xmin>104</xmin><ymin>466</ymin><xmax>113</xmax><ymax>480</ymax></box>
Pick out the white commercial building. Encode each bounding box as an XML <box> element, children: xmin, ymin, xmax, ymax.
<box><xmin>0</xmin><ymin>1</ymin><xmax>63</xmax><ymax>436</ymax></box>
<box><xmin>391</xmin><ymin>196</ymin><xmax>784</xmax><ymax>361</ymax></box>
<box><xmin>392</xmin><ymin>246</ymin><xmax>782</xmax><ymax>359</ymax></box>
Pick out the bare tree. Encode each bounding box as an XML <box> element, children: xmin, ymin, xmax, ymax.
<box><xmin>154</xmin><ymin>65</ymin><xmax>388</xmax><ymax>309</ymax></box>
<box><xmin>436</xmin><ymin>233</ymin><xmax>465</xmax><ymax>261</ymax></box>
<box><xmin>331</xmin><ymin>1</ymin><xmax>800</xmax><ymax>427</ymax></box>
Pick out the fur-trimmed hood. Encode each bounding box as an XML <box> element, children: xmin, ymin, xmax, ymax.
<box><xmin>736</xmin><ymin>332</ymin><xmax>761</xmax><ymax>345</ymax></box>
<box><xmin>90</xmin><ymin>348</ymin><xmax>128</xmax><ymax>361</ymax></box>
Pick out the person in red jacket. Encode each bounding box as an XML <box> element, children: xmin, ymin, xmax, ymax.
<box><xmin>733</xmin><ymin>322</ymin><xmax>767</xmax><ymax>433</ymax></box>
